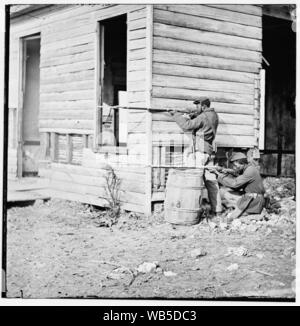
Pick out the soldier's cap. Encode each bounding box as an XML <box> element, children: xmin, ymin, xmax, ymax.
<box><xmin>230</xmin><ymin>152</ymin><xmax>247</xmax><ymax>162</ymax></box>
<box><xmin>193</xmin><ymin>97</ymin><xmax>210</xmax><ymax>106</ymax></box>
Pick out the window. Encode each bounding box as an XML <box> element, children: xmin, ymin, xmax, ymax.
<box><xmin>96</xmin><ymin>14</ymin><xmax>127</xmax><ymax>149</ymax></box>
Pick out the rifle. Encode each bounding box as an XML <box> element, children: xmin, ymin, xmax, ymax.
<box><xmin>97</xmin><ymin>105</ymin><xmax>194</xmax><ymax>115</ymax></box>
<box><xmin>205</xmin><ymin>166</ymin><xmax>238</xmax><ymax>176</ymax></box>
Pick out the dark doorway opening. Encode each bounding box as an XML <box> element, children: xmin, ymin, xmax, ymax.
<box><xmin>261</xmin><ymin>15</ymin><xmax>296</xmax><ymax>176</ymax></box>
<box><xmin>21</xmin><ymin>35</ymin><xmax>41</xmax><ymax>176</ymax></box>
<box><xmin>99</xmin><ymin>14</ymin><xmax>127</xmax><ymax>147</ymax></box>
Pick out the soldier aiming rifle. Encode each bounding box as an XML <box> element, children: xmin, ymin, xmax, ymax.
<box><xmin>167</xmin><ymin>97</ymin><xmax>223</xmax><ymax>219</ymax></box>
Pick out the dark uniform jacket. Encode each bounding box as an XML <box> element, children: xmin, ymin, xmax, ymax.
<box><xmin>217</xmin><ymin>164</ymin><xmax>265</xmax><ymax>214</ymax></box>
<box><xmin>173</xmin><ymin>108</ymin><xmax>219</xmax><ymax>155</ymax></box>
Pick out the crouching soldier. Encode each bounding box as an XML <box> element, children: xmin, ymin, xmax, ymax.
<box><xmin>212</xmin><ymin>152</ymin><xmax>265</xmax><ymax>222</ymax></box>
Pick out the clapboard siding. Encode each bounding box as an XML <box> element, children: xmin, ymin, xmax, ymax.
<box><xmin>154</xmin><ymin>8</ymin><xmax>262</xmax><ymax>39</ymax></box>
<box><xmin>152</xmin><ymin>5</ymin><xmax>262</xmax><ymax>148</ymax></box>
<box><xmin>155</xmin><ymin>5</ymin><xmax>261</xmax><ymax>27</ymax></box>
<box><xmin>9</xmin><ymin>4</ymin><xmax>149</xmax><ymax>214</ymax></box>
<box><xmin>127</xmin><ymin>7</ymin><xmax>148</xmax><ymax>154</ymax></box>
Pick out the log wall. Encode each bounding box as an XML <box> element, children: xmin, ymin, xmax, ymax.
<box><xmin>9</xmin><ymin>4</ymin><xmax>149</xmax><ymax>212</ymax></box>
<box><xmin>151</xmin><ymin>4</ymin><xmax>263</xmax><ymax>148</ymax></box>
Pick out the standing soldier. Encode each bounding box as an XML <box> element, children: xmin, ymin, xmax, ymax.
<box><xmin>213</xmin><ymin>152</ymin><xmax>265</xmax><ymax>222</ymax></box>
<box><xmin>168</xmin><ymin>97</ymin><xmax>222</xmax><ymax>219</ymax></box>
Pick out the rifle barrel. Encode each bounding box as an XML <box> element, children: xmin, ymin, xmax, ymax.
<box><xmin>97</xmin><ymin>105</ymin><xmax>190</xmax><ymax>114</ymax></box>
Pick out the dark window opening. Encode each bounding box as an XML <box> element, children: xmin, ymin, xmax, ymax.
<box><xmin>261</xmin><ymin>15</ymin><xmax>296</xmax><ymax>176</ymax></box>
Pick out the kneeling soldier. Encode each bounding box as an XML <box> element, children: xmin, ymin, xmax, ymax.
<box><xmin>212</xmin><ymin>152</ymin><xmax>265</xmax><ymax>222</ymax></box>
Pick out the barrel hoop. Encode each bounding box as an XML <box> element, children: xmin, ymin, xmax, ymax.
<box><xmin>165</xmin><ymin>208</ymin><xmax>201</xmax><ymax>213</ymax></box>
<box><xmin>166</xmin><ymin>184</ymin><xmax>205</xmax><ymax>190</ymax></box>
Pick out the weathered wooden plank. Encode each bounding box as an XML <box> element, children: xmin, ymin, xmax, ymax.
<box><xmin>154</xmin><ymin>8</ymin><xmax>262</xmax><ymax>39</ymax></box>
<box><xmin>153</xmin><ymin>62</ymin><xmax>255</xmax><ymax>85</ymax></box>
<box><xmin>128</xmin><ymin>49</ymin><xmax>147</xmax><ymax>61</ymax></box>
<box><xmin>42</xmin><ymin>23</ymin><xmax>95</xmax><ymax>45</ymax></box>
<box><xmin>127</xmin><ymin>121</ymin><xmax>146</xmax><ymax>133</ymax></box>
<box><xmin>50</xmin><ymin>170</ymin><xmax>146</xmax><ymax>194</ymax></box>
<box><xmin>40</xmin><ymin>80</ymin><xmax>94</xmax><ymax>93</ymax></box>
<box><xmin>51</xmin><ymin>162</ymin><xmax>146</xmax><ymax>178</ymax></box>
<box><xmin>148</xmin><ymin>98</ymin><xmax>255</xmax><ymax>115</ymax></box>
<box><xmin>128</xmin><ymin>80</ymin><xmax>146</xmax><ymax>92</ymax></box>
<box><xmin>50</xmin><ymin>180</ymin><xmax>146</xmax><ymax>206</ymax></box>
<box><xmin>39</xmin><ymin>119</ymin><xmax>93</xmax><ymax>130</ymax></box>
<box><xmin>154</xmin><ymin>23</ymin><xmax>262</xmax><ymax>52</ymax></box>
<box><xmin>41</xmin><ymin>43</ymin><xmax>94</xmax><ymax>60</ymax></box>
<box><xmin>128</xmin><ymin>38</ymin><xmax>147</xmax><ymax>50</ymax></box>
<box><xmin>127</xmin><ymin>133</ymin><xmax>146</xmax><ymax>144</ymax></box>
<box><xmin>39</xmin><ymin>110</ymin><xmax>94</xmax><ymax>120</ymax></box>
<box><xmin>151</xmin><ymin>120</ymin><xmax>254</xmax><ymax>135</ymax></box>
<box><xmin>128</xmin><ymin>59</ymin><xmax>146</xmax><ymax>71</ymax></box>
<box><xmin>155</xmin><ymin>5</ymin><xmax>262</xmax><ymax>28</ymax></box>
<box><xmin>11</xmin><ymin>4</ymin><xmax>96</xmax><ymax>33</ymax></box>
<box><xmin>128</xmin><ymin>112</ymin><xmax>147</xmax><ymax>123</ymax></box>
<box><xmin>40</xmin><ymin>99</ymin><xmax>94</xmax><ymax>110</ymax></box>
<box><xmin>41</xmin><ymin>60</ymin><xmax>95</xmax><ymax>76</ymax></box>
<box><xmin>128</xmin><ymin>18</ymin><xmax>147</xmax><ymax>31</ymax></box>
<box><xmin>217</xmin><ymin>135</ymin><xmax>255</xmax><ymax>147</ymax></box>
<box><xmin>128</xmin><ymin>91</ymin><xmax>147</xmax><ymax>103</ymax></box>
<box><xmin>128</xmin><ymin>70</ymin><xmax>146</xmax><ymax>82</ymax></box>
<box><xmin>40</xmin><ymin>128</ymin><xmax>93</xmax><ymax>134</ymax></box>
<box><xmin>153</xmin><ymin>37</ymin><xmax>261</xmax><ymax>63</ymax></box>
<box><xmin>153</xmin><ymin>50</ymin><xmax>261</xmax><ymax>73</ymax></box>
<box><xmin>128</xmin><ymin>7</ymin><xmax>147</xmax><ymax>21</ymax></box>
<box><xmin>40</xmin><ymin>70</ymin><xmax>94</xmax><ymax>85</ymax></box>
<box><xmin>152</xmin><ymin>87</ymin><xmax>253</xmax><ymax>105</ymax></box>
<box><xmin>81</xmin><ymin>153</ymin><xmax>147</xmax><ymax>174</ymax></box>
<box><xmin>152</xmin><ymin>75</ymin><xmax>254</xmax><ymax>95</ymax></box>
<box><xmin>151</xmin><ymin>132</ymin><xmax>255</xmax><ymax>148</ymax></box>
<box><xmin>128</xmin><ymin>28</ymin><xmax>146</xmax><ymax>40</ymax></box>
<box><xmin>40</xmin><ymin>50</ymin><xmax>94</xmax><ymax>68</ymax></box>
<box><xmin>207</xmin><ymin>4</ymin><xmax>262</xmax><ymax>16</ymax></box>
<box><xmin>40</xmin><ymin>90</ymin><xmax>94</xmax><ymax>102</ymax></box>
<box><xmin>42</xmin><ymin>14</ymin><xmax>93</xmax><ymax>35</ymax></box>
<box><xmin>41</xmin><ymin>33</ymin><xmax>95</xmax><ymax>53</ymax></box>
<box><xmin>152</xmin><ymin>112</ymin><xmax>254</xmax><ymax>125</ymax></box>
<box><xmin>49</xmin><ymin>189</ymin><xmax>145</xmax><ymax>214</ymax></box>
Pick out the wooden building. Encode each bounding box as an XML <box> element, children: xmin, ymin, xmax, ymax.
<box><xmin>7</xmin><ymin>4</ymin><xmax>296</xmax><ymax>214</ymax></box>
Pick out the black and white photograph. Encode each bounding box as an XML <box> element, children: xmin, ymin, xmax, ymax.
<box><xmin>1</xmin><ymin>2</ymin><xmax>297</xmax><ymax>303</ymax></box>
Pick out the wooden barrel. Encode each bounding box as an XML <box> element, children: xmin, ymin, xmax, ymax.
<box><xmin>164</xmin><ymin>168</ymin><xmax>205</xmax><ymax>225</ymax></box>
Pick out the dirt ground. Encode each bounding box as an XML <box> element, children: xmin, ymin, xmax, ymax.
<box><xmin>6</xmin><ymin>177</ymin><xmax>296</xmax><ymax>300</ymax></box>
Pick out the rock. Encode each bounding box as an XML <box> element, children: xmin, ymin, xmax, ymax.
<box><xmin>190</xmin><ymin>248</ymin><xmax>207</xmax><ymax>259</ymax></box>
<box><xmin>231</xmin><ymin>219</ymin><xmax>242</xmax><ymax>229</ymax></box>
<box><xmin>34</xmin><ymin>199</ymin><xmax>44</xmax><ymax>207</ymax></box>
<box><xmin>137</xmin><ymin>262</ymin><xmax>158</xmax><ymax>274</ymax></box>
<box><xmin>283</xmin><ymin>247</ymin><xmax>295</xmax><ymax>257</ymax></box>
<box><xmin>265</xmin><ymin>228</ymin><xmax>272</xmax><ymax>236</ymax></box>
<box><xmin>163</xmin><ymin>271</ymin><xmax>177</xmax><ymax>277</ymax></box>
<box><xmin>227</xmin><ymin>263</ymin><xmax>239</xmax><ymax>271</ymax></box>
<box><xmin>219</xmin><ymin>222</ymin><xmax>228</xmax><ymax>230</ymax></box>
<box><xmin>227</xmin><ymin>246</ymin><xmax>248</xmax><ymax>257</ymax></box>
<box><xmin>246</xmin><ymin>225</ymin><xmax>258</xmax><ymax>233</ymax></box>
<box><xmin>208</xmin><ymin>222</ymin><xmax>217</xmax><ymax>229</ymax></box>
<box><xmin>256</xmin><ymin>253</ymin><xmax>265</xmax><ymax>259</ymax></box>
<box><xmin>156</xmin><ymin>267</ymin><xmax>163</xmax><ymax>274</ymax></box>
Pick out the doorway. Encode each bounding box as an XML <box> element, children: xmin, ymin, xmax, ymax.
<box><xmin>262</xmin><ymin>15</ymin><xmax>296</xmax><ymax>176</ymax></box>
<box><xmin>20</xmin><ymin>35</ymin><xmax>41</xmax><ymax>176</ymax></box>
<box><xmin>98</xmin><ymin>14</ymin><xmax>127</xmax><ymax>147</ymax></box>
